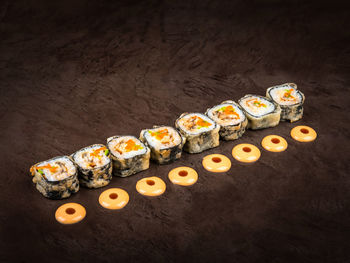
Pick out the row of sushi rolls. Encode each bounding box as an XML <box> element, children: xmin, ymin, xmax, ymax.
<box><xmin>30</xmin><ymin>83</ymin><xmax>317</xmax><ymax>224</ymax></box>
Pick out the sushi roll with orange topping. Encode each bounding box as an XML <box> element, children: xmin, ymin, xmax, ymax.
<box><xmin>206</xmin><ymin>100</ymin><xmax>248</xmax><ymax>140</ymax></box>
<box><xmin>72</xmin><ymin>144</ymin><xmax>112</xmax><ymax>188</ymax></box>
<box><xmin>30</xmin><ymin>156</ymin><xmax>79</xmax><ymax>199</ymax></box>
<box><xmin>140</xmin><ymin>126</ymin><xmax>185</xmax><ymax>164</ymax></box>
<box><xmin>107</xmin><ymin>135</ymin><xmax>150</xmax><ymax>177</ymax></box>
<box><xmin>238</xmin><ymin>95</ymin><xmax>281</xmax><ymax>130</ymax></box>
<box><xmin>266</xmin><ymin>83</ymin><xmax>305</xmax><ymax>122</ymax></box>
<box><xmin>175</xmin><ymin>113</ymin><xmax>220</xmax><ymax>153</ymax></box>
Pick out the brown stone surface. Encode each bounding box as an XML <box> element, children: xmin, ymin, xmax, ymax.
<box><xmin>1</xmin><ymin>1</ymin><xmax>349</xmax><ymax>262</ymax></box>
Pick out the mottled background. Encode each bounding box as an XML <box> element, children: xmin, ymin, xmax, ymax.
<box><xmin>0</xmin><ymin>0</ymin><xmax>349</xmax><ymax>262</ymax></box>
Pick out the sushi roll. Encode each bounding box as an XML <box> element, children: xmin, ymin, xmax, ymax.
<box><xmin>30</xmin><ymin>156</ymin><xmax>79</xmax><ymax>199</ymax></box>
<box><xmin>266</xmin><ymin>83</ymin><xmax>305</xmax><ymax>122</ymax></box>
<box><xmin>238</xmin><ymin>95</ymin><xmax>281</xmax><ymax>130</ymax></box>
<box><xmin>72</xmin><ymin>144</ymin><xmax>112</xmax><ymax>188</ymax></box>
<box><xmin>175</xmin><ymin>113</ymin><xmax>220</xmax><ymax>153</ymax></box>
<box><xmin>139</xmin><ymin>126</ymin><xmax>185</xmax><ymax>164</ymax></box>
<box><xmin>206</xmin><ymin>100</ymin><xmax>248</xmax><ymax>140</ymax></box>
<box><xmin>107</xmin><ymin>135</ymin><xmax>150</xmax><ymax>177</ymax></box>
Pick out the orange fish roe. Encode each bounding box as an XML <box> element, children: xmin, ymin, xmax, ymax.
<box><xmin>253</xmin><ymin>100</ymin><xmax>266</xmax><ymax>107</ymax></box>
<box><xmin>125</xmin><ymin>139</ymin><xmax>143</xmax><ymax>152</ymax></box>
<box><xmin>89</xmin><ymin>147</ymin><xmax>106</xmax><ymax>158</ymax></box>
<box><xmin>283</xmin><ymin>89</ymin><xmax>296</xmax><ymax>100</ymax></box>
<box><xmin>150</xmin><ymin>129</ymin><xmax>169</xmax><ymax>140</ymax></box>
<box><xmin>246</xmin><ymin>99</ymin><xmax>266</xmax><ymax>108</ymax></box>
<box><xmin>246</xmin><ymin>98</ymin><xmax>267</xmax><ymax>108</ymax></box>
<box><xmin>36</xmin><ymin>163</ymin><xmax>59</xmax><ymax>173</ymax></box>
<box><xmin>190</xmin><ymin>116</ymin><xmax>212</xmax><ymax>128</ymax></box>
<box><xmin>220</xmin><ymin>105</ymin><xmax>239</xmax><ymax>119</ymax></box>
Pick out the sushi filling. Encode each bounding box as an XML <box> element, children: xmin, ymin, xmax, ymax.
<box><xmin>268</xmin><ymin>84</ymin><xmax>303</xmax><ymax>106</ymax></box>
<box><xmin>207</xmin><ymin>104</ymin><xmax>245</xmax><ymax>126</ymax></box>
<box><xmin>176</xmin><ymin>113</ymin><xmax>216</xmax><ymax>135</ymax></box>
<box><xmin>144</xmin><ymin>127</ymin><xmax>182</xmax><ymax>149</ymax></box>
<box><xmin>31</xmin><ymin>157</ymin><xmax>76</xmax><ymax>182</ymax></box>
<box><xmin>74</xmin><ymin>145</ymin><xmax>110</xmax><ymax>169</ymax></box>
<box><xmin>108</xmin><ymin>136</ymin><xmax>147</xmax><ymax>159</ymax></box>
<box><xmin>239</xmin><ymin>96</ymin><xmax>275</xmax><ymax>117</ymax></box>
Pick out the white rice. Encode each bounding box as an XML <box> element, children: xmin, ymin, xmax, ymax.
<box><xmin>144</xmin><ymin>126</ymin><xmax>181</xmax><ymax>150</ymax></box>
<box><xmin>74</xmin><ymin>145</ymin><xmax>110</xmax><ymax>170</ymax></box>
<box><xmin>108</xmin><ymin>136</ymin><xmax>147</xmax><ymax>159</ymax></box>
<box><xmin>207</xmin><ymin>103</ymin><xmax>245</xmax><ymax>126</ymax></box>
<box><xmin>177</xmin><ymin>113</ymin><xmax>216</xmax><ymax>135</ymax></box>
<box><xmin>239</xmin><ymin>96</ymin><xmax>275</xmax><ymax>116</ymax></box>
<box><xmin>269</xmin><ymin>84</ymin><xmax>302</xmax><ymax>106</ymax></box>
<box><xmin>36</xmin><ymin>156</ymin><xmax>76</xmax><ymax>182</ymax></box>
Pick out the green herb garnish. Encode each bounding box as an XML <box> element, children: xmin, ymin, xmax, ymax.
<box><xmin>135</xmin><ymin>145</ymin><xmax>143</xmax><ymax>150</ymax></box>
<box><xmin>218</xmin><ymin>106</ymin><xmax>226</xmax><ymax>112</ymax></box>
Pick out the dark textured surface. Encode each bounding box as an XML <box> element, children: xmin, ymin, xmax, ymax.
<box><xmin>1</xmin><ymin>1</ymin><xmax>350</xmax><ymax>262</ymax></box>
